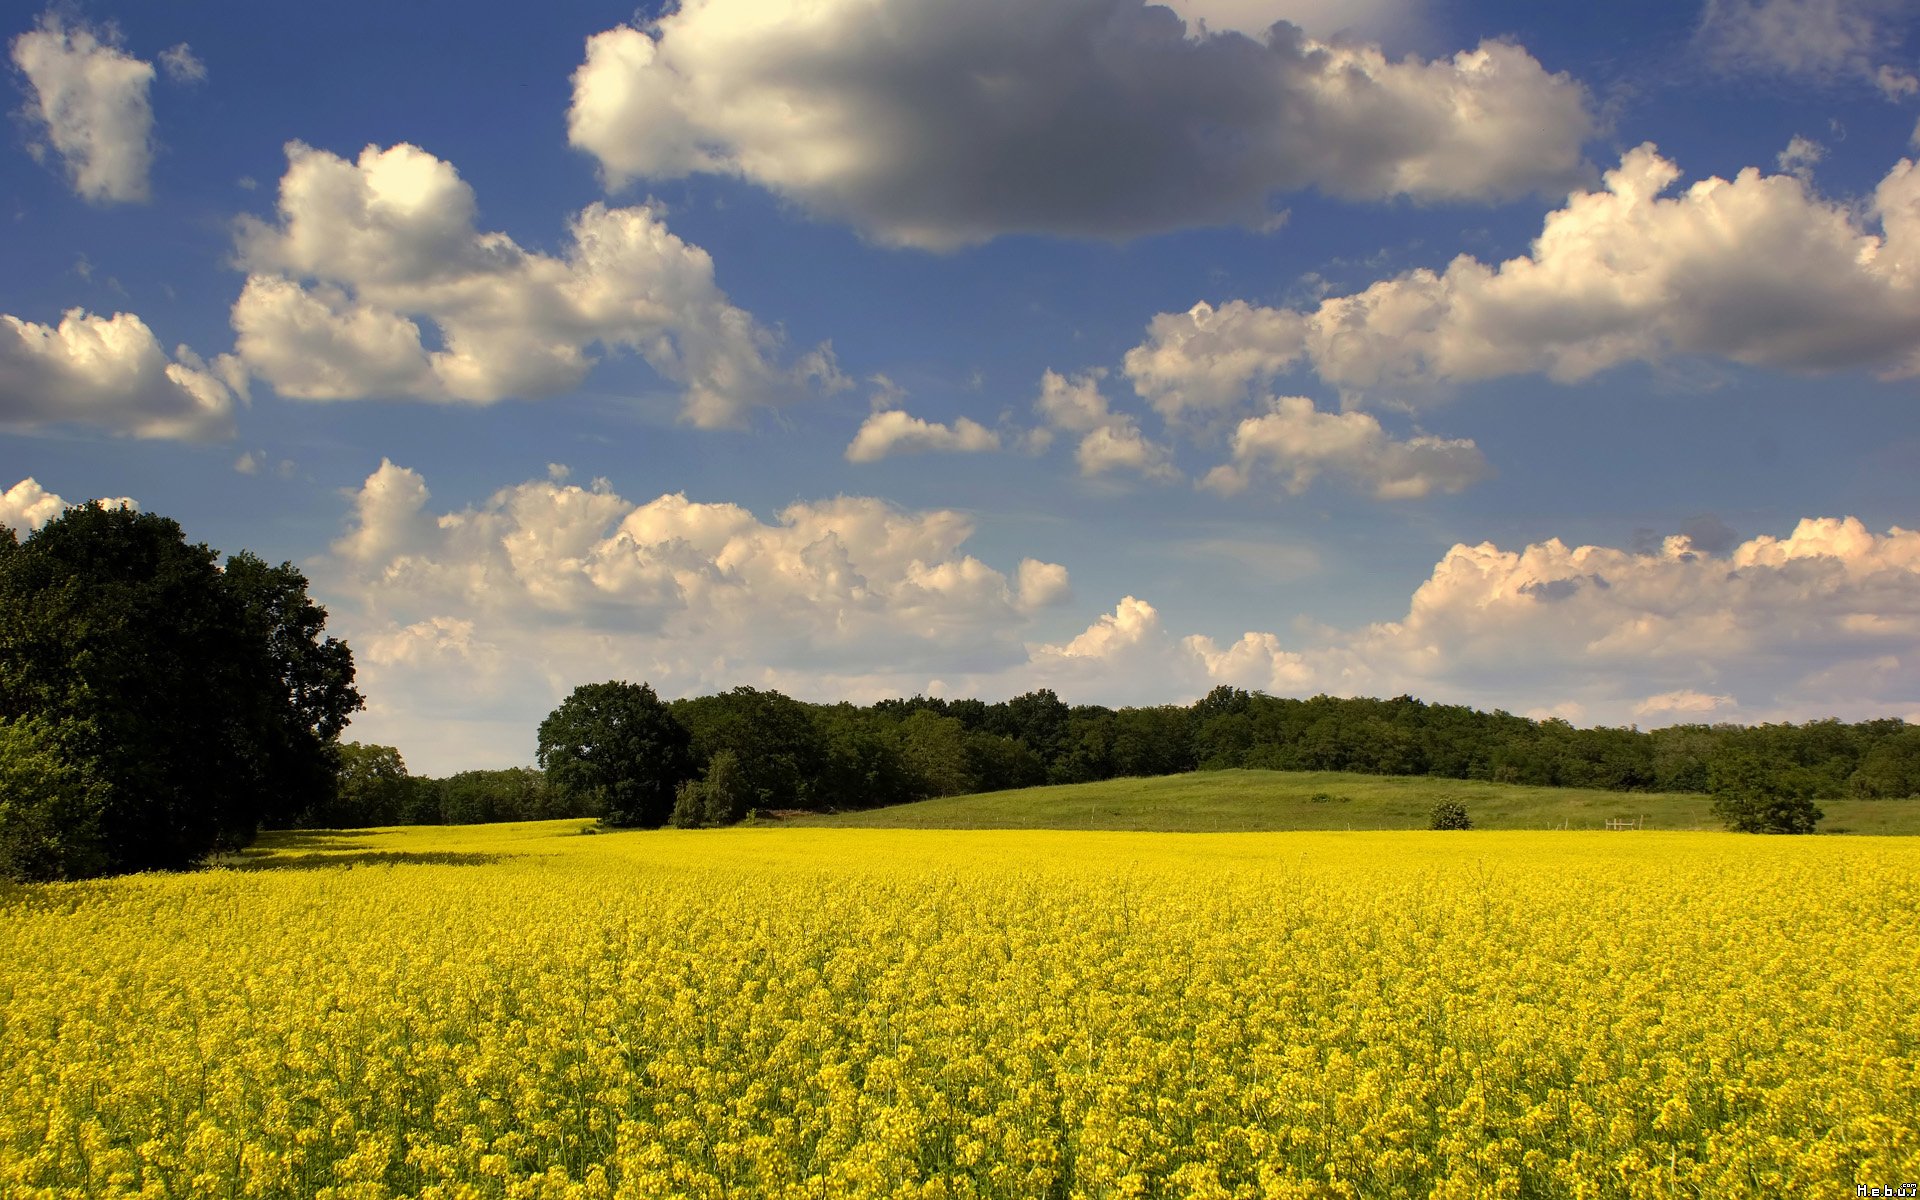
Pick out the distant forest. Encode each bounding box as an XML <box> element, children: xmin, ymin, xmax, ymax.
<box><xmin>311</xmin><ymin>687</ymin><xmax>1920</xmax><ymax>829</ymax></box>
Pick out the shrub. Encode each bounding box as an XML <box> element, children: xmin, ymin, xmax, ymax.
<box><xmin>1429</xmin><ymin>800</ymin><xmax>1473</xmax><ymax>830</ymax></box>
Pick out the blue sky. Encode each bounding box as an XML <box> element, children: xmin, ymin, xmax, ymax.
<box><xmin>5</xmin><ymin>0</ymin><xmax>1919</xmax><ymax>773</ymax></box>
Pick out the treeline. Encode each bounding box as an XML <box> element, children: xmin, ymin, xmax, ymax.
<box><xmin>311</xmin><ymin>685</ymin><xmax>1920</xmax><ymax>831</ymax></box>
<box><xmin>306</xmin><ymin>745</ymin><xmax>582</xmax><ymax>828</ymax></box>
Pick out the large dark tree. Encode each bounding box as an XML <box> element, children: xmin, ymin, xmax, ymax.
<box><xmin>537</xmin><ymin>681</ymin><xmax>693</xmax><ymax>827</ymax></box>
<box><xmin>222</xmin><ymin>552</ymin><xmax>361</xmax><ymax>828</ymax></box>
<box><xmin>0</xmin><ymin>503</ymin><xmax>361</xmax><ymax>876</ymax></box>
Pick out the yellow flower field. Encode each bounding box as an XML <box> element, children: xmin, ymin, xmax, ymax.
<box><xmin>1</xmin><ymin>822</ymin><xmax>1916</xmax><ymax>1199</ymax></box>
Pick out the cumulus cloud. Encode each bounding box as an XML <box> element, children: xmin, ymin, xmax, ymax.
<box><xmin>317</xmin><ymin>465</ymin><xmax>1920</xmax><ymax>766</ymax></box>
<box><xmin>1</xmin><ymin>477</ymin><xmax>136</xmax><ymax>532</ymax></box>
<box><xmin>567</xmin><ymin>0</ymin><xmax>1590</xmax><ymax>249</ymax></box>
<box><xmin>1698</xmin><ymin>0</ymin><xmax>1918</xmax><ymax>98</ymax></box>
<box><xmin>321</xmin><ymin>460</ymin><xmax>1072</xmax><ymax>767</ymax></box>
<box><xmin>1015</xmin><ymin>558</ymin><xmax>1072</xmax><ymax>611</ymax></box>
<box><xmin>1199</xmin><ymin>395</ymin><xmax>1489</xmax><ymax>498</ymax></box>
<box><xmin>1126</xmin><ymin>144</ymin><xmax>1920</xmax><ymax>411</ymax></box>
<box><xmin>10</xmin><ymin>13</ymin><xmax>156</xmax><ymax>202</ymax></box>
<box><xmin>846</xmin><ymin>408</ymin><xmax>1000</xmax><ymax>462</ymax></box>
<box><xmin>1035</xmin><ymin>369</ymin><xmax>1179</xmax><ymax>481</ymax></box>
<box><xmin>0</xmin><ymin>308</ymin><xmax>238</xmax><ymax>439</ymax></box>
<box><xmin>230</xmin><ymin>141</ymin><xmax>840</xmax><ymax>427</ymax></box>
<box><xmin>1005</xmin><ymin>515</ymin><xmax>1920</xmax><ymax>727</ymax></box>
<box><xmin>1162</xmin><ymin>0</ymin><xmax>1419</xmax><ymax>42</ymax></box>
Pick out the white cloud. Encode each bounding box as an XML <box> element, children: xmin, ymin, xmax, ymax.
<box><xmin>0</xmin><ymin>479</ymin><xmax>66</xmax><ymax>531</ymax></box>
<box><xmin>156</xmin><ymin>43</ymin><xmax>204</xmax><ymax>84</ymax></box>
<box><xmin>1698</xmin><ymin>0</ymin><xmax>1918</xmax><ymax>98</ymax></box>
<box><xmin>231</xmin><ymin>141</ymin><xmax>841</xmax><ymax>427</ymax></box>
<box><xmin>1</xmin><ymin>478</ymin><xmax>136</xmax><ymax>532</ymax></box>
<box><xmin>1200</xmin><ymin>395</ymin><xmax>1489</xmax><ymax>498</ymax></box>
<box><xmin>1015</xmin><ymin>558</ymin><xmax>1072</xmax><ymax>611</ymax></box>
<box><xmin>1216</xmin><ymin>516</ymin><xmax>1918</xmax><ymax>718</ymax></box>
<box><xmin>1035</xmin><ymin>369</ymin><xmax>1178</xmax><ymax>482</ymax></box>
<box><xmin>0</xmin><ymin>308</ymin><xmax>237</xmax><ymax>440</ymax></box>
<box><xmin>322</xmin><ymin>461</ymin><xmax>1072</xmax><ymax>768</ymax></box>
<box><xmin>10</xmin><ymin>14</ymin><xmax>156</xmax><ymax>203</ymax></box>
<box><xmin>1006</xmin><ymin>514</ymin><xmax>1920</xmax><ymax>721</ymax></box>
<box><xmin>1124</xmin><ymin>300</ymin><xmax>1309</xmax><ymax>425</ymax></box>
<box><xmin>567</xmin><ymin>0</ymin><xmax>1590</xmax><ymax>249</ymax></box>
<box><xmin>318</xmin><ymin>467</ymin><xmax>1920</xmax><ymax>766</ymax></box>
<box><xmin>1126</xmin><ymin>144</ymin><xmax>1920</xmax><ymax>409</ymax></box>
<box><xmin>845</xmin><ymin>408</ymin><xmax>1000</xmax><ymax>462</ymax></box>
<box><xmin>1001</xmin><ymin>515</ymin><xmax>1920</xmax><ymax>727</ymax></box>
<box><xmin>1776</xmin><ymin>134</ymin><xmax>1825</xmax><ymax>182</ymax></box>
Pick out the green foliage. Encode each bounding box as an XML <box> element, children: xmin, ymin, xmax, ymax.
<box><xmin>991</xmin><ymin>690</ymin><xmax>1072</xmax><ymax>775</ymax></box>
<box><xmin>1709</xmin><ymin>754</ymin><xmax>1823</xmax><ymax>834</ymax></box>
<box><xmin>896</xmin><ymin>710</ymin><xmax>973</xmax><ymax>798</ymax></box>
<box><xmin>1849</xmin><ymin>728</ymin><xmax>1920</xmax><ymax>798</ymax></box>
<box><xmin>320</xmin><ymin>742</ymin><xmax>413</xmax><ymax>827</ymax></box>
<box><xmin>538</xmin><ymin>681</ymin><xmax>693</xmax><ymax>828</ymax></box>
<box><xmin>814</xmin><ymin>706</ymin><xmax>922</xmax><ymax>811</ymax></box>
<box><xmin>671</xmin><ymin>751</ymin><xmax>755</xmax><ymax>828</ymax></box>
<box><xmin>669</xmin><ymin>779</ymin><xmax>707</xmax><ymax>829</ymax></box>
<box><xmin>525</xmin><ymin>677</ymin><xmax>1914</xmax><ymax>823</ymax></box>
<box><xmin>673</xmin><ymin>687</ymin><xmax>829</xmax><ymax>810</ymax></box>
<box><xmin>0</xmin><ymin>504</ymin><xmax>360</xmax><ymax>877</ymax></box>
<box><xmin>1428</xmin><ymin>799</ymin><xmax>1473</xmax><ymax>830</ymax></box>
<box><xmin>701</xmin><ymin>750</ymin><xmax>751</xmax><ymax>825</ymax></box>
<box><xmin>0</xmin><ymin>717</ymin><xmax>106</xmax><ymax>881</ymax></box>
<box><xmin>435</xmin><ymin>768</ymin><xmax>557</xmax><ymax>825</ymax></box>
<box><xmin>220</xmin><ymin>553</ymin><xmax>361</xmax><ymax>827</ymax></box>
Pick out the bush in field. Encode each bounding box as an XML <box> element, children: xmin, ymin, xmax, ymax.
<box><xmin>1429</xmin><ymin>799</ymin><xmax>1473</xmax><ymax>830</ymax></box>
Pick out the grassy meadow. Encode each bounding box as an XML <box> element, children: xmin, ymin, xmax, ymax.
<box><xmin>2</xmin><ymin>818</ymin><xmax>1917</xmax><ymax>1197</ymax></box>
<box><xmin>787</xmin><ymin>767</ymin><xmax>1920</xmax><ymax>835</ymax></box>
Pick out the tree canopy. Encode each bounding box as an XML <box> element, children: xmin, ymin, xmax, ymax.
<box><xmin>538</xmin><ymin>681</ymin><xmax>694</xmax><ymax>827</ymax></box>
<box><xmin>0</xmin><ymin>503</ymin><xmax>361</xmax><ymax>877</ymax></box>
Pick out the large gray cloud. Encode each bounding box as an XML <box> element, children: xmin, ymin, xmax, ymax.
<box><xmin>568</xmin><ymin>0</ymin><xmax>1592</xmax><ymax>249</ymax></box>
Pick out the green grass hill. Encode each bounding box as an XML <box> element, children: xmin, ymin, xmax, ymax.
<box><xmin>785</xmin><ymin>768</ymin><xmax>1920</xmax><ymax>834</ymax></box>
